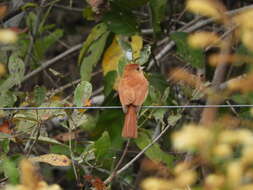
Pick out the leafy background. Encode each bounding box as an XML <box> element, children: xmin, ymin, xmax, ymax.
<box><xmin>0</xmin><ymin>0</ymin><xmax>253</xmax><ymax>190</ymax></box>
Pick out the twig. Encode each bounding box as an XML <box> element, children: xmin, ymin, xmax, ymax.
<box><xmin>47</xmin><ymin>70</ymin><xmax>102</xmax><ymax>97</ymax></box>
<box><xmin>147</xmin><ymin>4</ymin><xmax>253</xmax><ymax>70</ymax></box>
<box><xmin>104</xmin><ymin>124</ymin><xmax>171</xmax><ymax>184</ymax></box>
<box><xmin>22</xmin><ymin>43</ymin><xmax>82</xmax><ymax>83</ymax></box>
<box><xmin>200</xmin><ymin>33</ymin><xmax>233</xmax><ymax>125</ymax></box>
<box><xmin>24</xmin><ymin>7</ymin><xmax>42</xmax><ymax>66</ymax></box>
<box><xmin>107</xmin><ymin>140</ymin><xmax>130</xmax><ymax>183</ymax></box>
<box><xmin>48</xmin><ymin>79</ymin><xmax>81</xmax><ymax>97</ymax></box>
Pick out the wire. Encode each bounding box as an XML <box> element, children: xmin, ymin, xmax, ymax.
<box><xmin>0</xmin><ymin>104</ymin><xmax>252</xmax><ymax>110</ymax></box>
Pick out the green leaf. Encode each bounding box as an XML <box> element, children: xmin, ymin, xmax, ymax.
<box><xmin>148</xmin><ymin>73</ymin><xmax>168</xmax><ymax>95</ymax></box>
<box><xmin>22</xmin><ymin>2</ymin><xmax>38</xmax><ymax>11</ymax></box>
<box><xmin>171</xmin><ymin>32</ymin><xmax>204</xmax><ymax>68</ymax></box>
<box><xmin>33</xmin><ymin>86</ymin><xmax>46</xmax><ymax>106</ymax></box>
<box><xmin>14</xmin><ymin>101</ymin><xmax>66</xmax><ymax>133</ymax></box>
<box><xmin>0</xmin><ymin>91</ymin><xmax>17</xmax><ymax>107</ymax></box>
<box><xmin>8</xmin><ymin>54</ymin><xmax>25</xmax><ymax>85</ymax></box>
<box><xmin>26</xmin><ymin>12</ymin><xmax>37</xmax><ymax>32</ymax></box>
<box><xmin>0</xmin><ymin>54</ymin><xmax>25</xmax><ymax>92</ymax></box>
<box><xmin>78</xmin><ymin>23</ymin><xmax>108</xmax><ymax>64</ymax></box>
<box><xmin>161</xmin><ymin>87</ymin><xmax>170</xmax><ymax>103</ymax></box>
<box><xmin>34</xmin><ymin>29</ymin><xmax>63</xmax><ymax>60</ymax></box>
<box><xmin>80</xmin><ymin>31</ymin><xmax>110</xmax><ymax>81</ymax></box>
<box><xmin>2</xmin><ymin>158</ymin><xmax>19</xmax><ymax>184</ymax></box>
<box><xmin>94</xmin><ymin>131</ymin><xmax>111</xmax><ymax>161</ymax></box>
<box><xmin>153</xmin><ymin>109</ymin><xmax>166</xmax><ymax>122</ymax></box>
<box><xmin>150</xmin><ymin>0</ymin><xmax>167</xmax><ymax>34</ymax></box>
<box><xmin>73</xmin><ymin>81</ymin><xmax>92</xmax><ymax>107</ymax></box>
<box><xmin>117</xmin><ymin>56</ymin><xmax>128</xmax><ymax>76</ymax></box>
<box><xmin>50</xmin><ymin>145</ymin><xmax>70</xmax><ymax>156</ymax></box>
<box><xmin>95</xmin><ymin>108</ymin><xmax>124</xmax><ymax>149</ymax></box>
<box><xmin>83</xmin><ymin>7</ymin><xmax>95</xmax><ymax>21</ymax></box>
<box><xmin>167</xmin><ymin>114</ymin><xmax>182</xmax><ymax>126</ymax></box>
<box><xmin>69</xmin><ymin>111</ymin><xmax>89</xmax><ymax>128</ymax></box>
<box><xmin>136</xmin><ymin>45</ymin><xmax>151</xmax><ymax>65</ymax></box>
<box><xmin>235</xmin><ymin>44</ymin><xmax>253</xmax><ymax>70</ymax></box>
<box><xmin>103</xmin><ymin>3</ymin><xmax>138</xmax><ymax>35</ymax></box>
<box><xmin>135</xmin><ymin>131</ymin><xmax>173</xmax><ymax>167</ymax></box>
<box><xmin>104</xmin><ymin>71</ymin><xmax>117</xmax><ymax>96</ymax></box>
<box><xmin>1</xmin><ymin>139</ymin><xmax>10</xmax><ymax>154</ymax></box>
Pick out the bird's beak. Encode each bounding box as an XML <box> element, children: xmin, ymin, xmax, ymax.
<box><xmin>140</xmin><ymin>66</ymin><xmax>145</xmax><ymax>70</ymax></box>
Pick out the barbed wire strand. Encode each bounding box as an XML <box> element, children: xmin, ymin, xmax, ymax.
<box><xmin>0</xmin><ymin>104</ymin><xmax>252</xmax><ymax>110</ymax></box>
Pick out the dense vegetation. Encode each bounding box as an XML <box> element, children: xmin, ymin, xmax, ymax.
<box><xmin>0</xmin><ymin>0</ymin><xmax>253</xmax><ymax>190</ymax></box>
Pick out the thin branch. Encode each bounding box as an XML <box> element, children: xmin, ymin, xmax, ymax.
<box><xmin>200</xmin><ymin>31</ymin><xmax>233</xmax><ymax>125</ymax></box>
<box><xmin>24</xmin><ymin>7</ymin><xmax>42</xmax><ymax>66</ymax></box>
<box><xmin>107</xmin><ymin>140</ymin><xmax>130</xmax><ymax>183</ymax></box>
<box><xmin>147</xmin><ymin>4</ymin><xmax>253</xmax><ymax>70</ymax></box>
<box><xmin>22</xmin><ymin>43</ymin><xmax>82</xmax><ymax>83</ymax></box>
<box><xmin>104</xmin><ymin>124</ymin><xmax>171</xmax><ymax>184</ymax></box>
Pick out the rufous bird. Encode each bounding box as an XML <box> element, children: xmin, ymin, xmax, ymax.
<box><xmin>118</xmin><ymin>64</ymin><xmax>149</xmax><ymax>138</ymax></box>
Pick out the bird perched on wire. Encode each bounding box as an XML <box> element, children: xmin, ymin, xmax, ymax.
<box><xmin>118</xmin><ymin>64</ymin><xmax>149</xmax><ymax>138</ymax></box>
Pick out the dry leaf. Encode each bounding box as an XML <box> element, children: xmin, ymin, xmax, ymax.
<box><xmin>29</xmin><ymin>154</ymin><xmax>71</xmax><ymax>166</ymax></box>
<box><xmin>0</xmin><ymin>63</ymin><xmax>6</xmax><ymax>77</ymax></box>
<box><xmin>84</xmin><ymin>175</ymin><xmax>106</xmax><ymax>190</ymax></box>
<box><xmin>0</xmin><ymin>120</ymin><xmax>12</xmax><ymax>134</ymax></box>
<box><xmin>0</xmin><ymin>4</ymin><xmax>8</xmax><ymax>19</ymax></box>
<box><xmin>54</xmin><ymin>130</ymin><xmax>81</xmax><ymax>142</ymax></box>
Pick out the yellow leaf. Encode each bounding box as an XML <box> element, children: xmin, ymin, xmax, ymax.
<box><xmin>0</xmin><ymin>29</ymin><xmax>17</xmax><ymax>44</ymax></box>
<box><xmin>29</xmin><ymin>154</ymin><xmax>71</xmax><ymax>166</ymax></box>
<box><xmin>188</xmin><ymin>31</ymin><xmax>220</xmax><ymax>48</ymax></box>
<box><xmin>102</xmin><ymin>35</ymin><xmax>143</xmax><ymax>75</ymax></box>
<box><xmin>4</xmin><ymin>159</ymin><xmax>62</xmax><ymax>190</ymax></box>
<box><xmin>20</xmin><ymin>159</ymin><xmax>41</xmax><ymax>190</ymax></box>
<box><xmin>242</xmin><ymin>29</ymin><xmax>253</xmax><ymax>51</ymax></box>
<box><xmin>141</xmin><ymin>177</ymin><xmax>173</xmax><ymax>190</ymax></box>
<box><xmin>131</xmin><ymin>35</ymin><xmax>143</xmax><ymax>60</ymax></box>
<box><xmin>233</xmin><ymin>9</ymin><xmax>253</xmax><ymax>30</ymax></box>
<box><xmin>102</xmin><ymin>37</ymin><xmax>123</xmax><ymax>75</ymax></box>
<box><xmin>186</xmin><ymin>0</ymin><xmax>227</xmax><ymax>22</ymax></box>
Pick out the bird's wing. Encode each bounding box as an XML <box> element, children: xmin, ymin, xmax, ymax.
<box><xmin>118</xmin><ymin>78</ymin><xmax>136</xmax><ymax>106</ymax></box>
<box><xmin>133</xmin><ymin>78</ymin><xmax>148</xmax><ymax>106</ymax></box>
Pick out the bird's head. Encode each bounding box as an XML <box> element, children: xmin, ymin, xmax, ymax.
<box><xmin>124</xmin><ymin>64</ymin><xmax>143</xmax><ymax>72</ymax></box>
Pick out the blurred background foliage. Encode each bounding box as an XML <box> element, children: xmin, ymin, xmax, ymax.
<box><xmin>0</xmin><ymin>0</ymin><xmax>253</xmax><ymax>190</ymax></box>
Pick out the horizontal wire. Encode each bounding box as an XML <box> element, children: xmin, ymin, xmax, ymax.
<box><xmin>0</xmin><ymin>104</ymin><xmax>252</xmax><ymax>110</ymax></box>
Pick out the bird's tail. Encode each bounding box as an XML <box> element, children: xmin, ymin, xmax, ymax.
<box><xmin>122</xmin><ymin>105</ymin><xmax>137</xmax><ymax>138</ymax></box>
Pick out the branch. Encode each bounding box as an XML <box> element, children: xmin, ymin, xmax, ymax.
<box><xmin>147</xmin><ymin>4</ymin><xmax>253</xmax><ymax>70</ymax></box>
<box><xmin>104</xmin><ymin>124</ymin><xmax>171</xmax><ymax>184</ymax></box>
<box><xmin>22</xmin><ymin>43</ymin><xmax>82</xmax><ymax>83</ymax></box>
